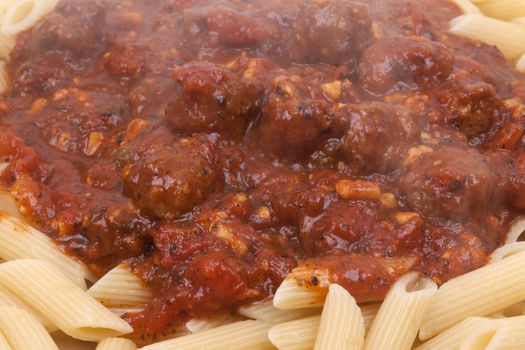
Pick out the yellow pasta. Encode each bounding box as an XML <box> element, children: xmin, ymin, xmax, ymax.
<box><xmin>419</xmin><ymin>245</ymin><xmax>525</xmax><ymax>340</ymax></box>
<box><xmin>0</xmin><ymin>305</ymin><xmax>58</xmax><ymax>350</ymax></box>
<box><xmin>0</xmin><ymin>332</ymin><xmax>10</xmax><ymax>350</ymax></box>
<box><xmin>96</xmin><ymin>338</ymin><xmax>136</xmax><ymax>350</ymax></box>
<box><xmin>0</xmin><ymin>259</ymin><xmax>132</xmax><ymax>341</ymax></box>
<box><xmin>185</xmin><ymin>312</ymin><xmax>243</xmax><ymax>333</ymax></box>
<box><xmin>0</xmin><ymin>62</ymin><xmax>8</xmax><ymax>95</ymax></box>
<box><xmin>238</xmin><ymin>300</ymin><xmax>321</xmax><ymax>325</ymax></box>
<box><xmin>451</xmin><ymin>0</ymin><xmax>482</xmax><ymax>14</ymax></box>
<box><xmin>273</xmin><ymin>266</ymin><xmax>330</xmax><ymax>309</ymax></box>
<box><xmin>479</xmin><ymin>0</ymin><xmax>525</xmax><ymax>20</ymax></box>
<box><xmin>516</xmin><ymin>52</ymin><xmax>525</xmax><ymax>73</ymax></box>
<box><xmin>0</xmin><ymin>194</ymin><xmax>23</xmax><ymax>221</ymax></box>
<box><xmin>480</xmin><ymin>316</ymin><xmax>525</xmax><ymax>349</ymax></box>
<box><xmin>1</xmin><ymin>0</ymin><xmax>60</xmax><ymax>36</ymax></box>
<box><xmin>505</xmin><ymin>217</ymin><xmax>525</xmax><ymax>244</ymax></box>
<box><xmin>109</xmin><ymin>307</ymin><xmax>146</xmax><ymax>317</ymax></box>
<box><xmin>415</xmin><ymin>317</ymin><xmax>492</xmax><ymax>350</ymax></box>
<box><xmin>314</xmin><ymin>284</ymin><xmax>364</xmax><ymax>350</ymax></box>
<box><xmin>449</xmin><ymin>14</ymin><xmax>525</xmax><ymax>59</ymax></box>
<box><xmin>87</xmin><ymin>264</ymin><xmax>152</xmax><ymax>307</ymax></box>
<box><xmin>139</xmin><ymin>320</ymin><xmax>273</xmax><ymax>350</ymax></box>
<box><xmin>0</xmin><ymin>212</ymin><xmax>95</xmax><ymax>288</ymax></box>
<box><xmin>490</xmin><ymin>242</ymin><xmax>525</xmax><ymax>263</ymax></box>
<box><xmin>364</xmin><ymin>272</ymin><xmax>437</xmax><ymax>350</ymax></box>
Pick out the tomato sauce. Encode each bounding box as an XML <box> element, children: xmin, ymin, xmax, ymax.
<box><xmin>1</xmin><ymin>0</ymin><xmax>525</xmax><ymax>343</ymax></box>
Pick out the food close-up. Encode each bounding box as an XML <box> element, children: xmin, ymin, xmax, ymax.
<box><xmin>1</xmin><ymin>0</ymin><xmax>525</xmax><ymax>349</ymax></box>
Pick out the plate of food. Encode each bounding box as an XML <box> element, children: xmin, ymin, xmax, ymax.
<box><xmin>0</xmin><ymin>0</ymin><xmax>524</xmax><ymax>349</ymax></box>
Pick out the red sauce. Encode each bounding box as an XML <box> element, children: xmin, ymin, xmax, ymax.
<box><xmin>1</xmin><ymin>0</ymin><xmax>525</xmax><ymax>343</ymax></box>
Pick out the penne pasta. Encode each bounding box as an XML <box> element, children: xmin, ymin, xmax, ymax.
<box><xmin>478</xmin><ymin>0</ymin><xmax>525</xmax><ymax>20</ymax></box>
<box><xmin>0</xmin><ymin>283</ymin><xmax>56</xmax><ymax>331</ymax></box>
<box><xmin>268</xmin><ymin>303</ymin><xmax>379</xmax><ymax>350</ymax></box>
<box><xmin>109</xmin><ymin>307</ymin><xmax>146</xmax><ymax>317</ymax></box>
<box><xmin>138</xmin><ymin>320</ymin><xmax>273</xmax><ymax>350</ymax></box>
<box><xmin>451</xmin><ymin>0</ymin><xmax>482</xmax><ymax>14</ymax></box>
<box><xmin>415</xmin><ymin>317</ymin><xmax>492</xmax><ymax>350</ymax></box>
<box><xmin>0</xmin><ymin>193</ymin><xmax>23</xmax><ymax>221</ymax></box>
<box><xmin>0</xmin><ymin>212</ymin><xmax>95</xmax><ymax>288</ymax></box>
<box><xmin>0</xmin><ymin>62</ymin><xmax>8</xmax><ymax>95</ymax></box>
<box><xmin>273</xmin><ymin>266</ymin><xmax>330</xmax><ymax>309</ymax></box>
<box><xmin>449</xmin><ymin>14</ymin><xmax>525</xmax><ymax>59</ymax></box>
<box><xmin>185</xmin><ymin>312</ymin><xmax>243</xmax><ymax>333</ymax></box>
<box><xmin>314</xmin><ymin>284</ymin><xmax>364</xmax><ymax>350</ymax></box>
<box><xmin>1</xmin><ymin>0</ymin><xmax>60</xmax><ymax>36</ymax></box>
<box><xmin>513</xmin><ymin>16</ymin><xmax>525</xmax><ymax>25</ymax></box>
<box><xmin>96</xmin><ymin>338</ymin><xmax>137</xmax><ymax>350</ymax></box>
<box><xmin>419</xmin><ymin>245</ymin><xmax>525</xmax><ymax>340</ymax></box>
<box><xmin>489</xmin><ymin>241</ymin><xmax>525</xmax><ymax>263</ymax></box>
<box><xmin>0</xmin><ymin>305</ymin><xmax>58</xmax><ymax>350</ymax></box>
<box><xmin>87</xmin><ymin>264</ymin><xmax>152</xmax><ymax>307</ymax></box>
<box><xmin>0</xmin><ymin>332</ymin><xmax>10</xmax><ymax>350</ymax></box>
<box><xmin>516</xmin><ymin>52</ymin><xmax>525</xmax><ymax>73</ymax></box>
<box><xmin>478</xmin><ymin>315</ymin><xmax>525</xmax><ymax>349</ymax></box>
<box><xmin>364</xmin><ymin>272</ymin><xmax>437</xmax><ymax>350</ymax></box>
<box><xmin>0</xmin><ymin>259</ymin><xmax>133</xmax><ymax>341</ymax></box>
<box><xmin>238</xmin><ymin>299</ymin><xmax>321</xmax><ymax>324</ymax></box>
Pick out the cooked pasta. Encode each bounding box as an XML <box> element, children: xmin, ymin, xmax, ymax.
<box><xmin>0</xmin><ymin>212</ymin><xmax>95</xmax><ymax>288</ymax></box>
<box><xmin>1</xmin><ymin>0</ymin><xmax>59</xmax><ymax>36</ymax></box>
<box><xmin>505</xmin><ymin>217</ymin><xmax>525</xmax><ymax>244</ymax></box>
<box><xmin>490</xmin><ymin>241</ymin><xmax>525</xmax><ymax>263</ymax></box>
<box><xmin>87</xmin><ymin>264</ymin><xmax>152</xmax><ymax>307</ymax></box>
<box><xmin>419</xmin><ymin>245</ymin><xmax>525</xmax><ymax>340</ymax></box>
<box><xmin>314</xmin><ymin>284</ymin><xmax>364</xmax><ymax>350</ymax></box>
<box><xmin>273</xmin><ymin>266</ymin><xmax>330</xmax><ymax>309</ymax></box>
<box><xmin>478</xmin><ymin>0</ymin><xmax>525</xmax><ymax>20</ymax></box>
<box><xmin>0</xmin><ymin>305</ymin><xmax>58</xmax><ymax>350</ymax></box>
<box><xmin>0</xmin><ymin>31</ymin><xmax>13</xmax><ymax>62</ymax></box>
<box><xmin>0</xmin><ymin>259</ymin><xmax>133</xmax><ymax>341</ymax></box>
<box><xmin>238</xmin><ymin>300</ymin><xmax>321</xmax><ymax>324</ymax></box>
<box><xmin>139</xmin><ymin>320</ymin><xmax>273</xmax><ymax>350</ymax></box>
<box><xmin>451</xmin><ymin>0</ymin><xmax>482</xmax><ymax>14</ymax></box>
<box><xmin>364</xmin><ymin>272</ymin><xmax>437</xmax><ymax>350</ymax></box>
<box><xmin>268</xmin><ymin>315</ymin><xmax>320</xmax><ymax>350</ymax></box>
<box><xmin>517</xmin><ymin>52</ymin><xmax>525</xmax><ymax>73</ymax></box>
<box><xmin>0</xmin><ymin>194</ymin><xmax>23</xmax><ymax>221</ymax></box>
<box><xmin>96</xmin><ymin>338</ymin><xmax>137</xmax><ymax>350</ymax></box>
<box><xmin>449</xmin><ymin>14</ymin><xmax>525</xmax><ymax>59</ymax></box>
<box><xmin>0</xmin><ymin>332</ymin><xmax>10</xmax><ymax>350</ymax></box>
<box><xmin>415</xmin><ymin>317</ymin><xmax>492</xmax><ymax>350</ymax></box>
<box><xmin>0</xmin><ymin>62</ymin><xmax>8</xmax><ymax>95</ymax></box>
<box><xmin>477</xmin><ymin>315</ymin><xmax>525</xmax><ymax>349</ymax></box>
<box><xmin>185</xmin><ymin>312</ymin><xmax>242</xmax><ymax>333</ymax></box>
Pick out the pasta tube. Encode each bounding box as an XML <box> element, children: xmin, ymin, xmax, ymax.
<box><xmin>314</xmin><ymin>284</ymin><xmax>364</xmax><ymax>350</ymax></box>
<box><xmin>273</xmin><ymin>266</ymin><xmax>330</xmax><ymax>309</ymax></box>
<box><xmin>238</xmin><ymin>300</ymin><xmax>321</xmax><ymax>324</ymax></box>
<box><xmin>420</xmin><ymin>246</ymin><xmax>525</xmax><ymax>340</ymax></box>
<box><xmin>96</xmin><ymin>338</ymin><xmax>137</xmax><ymax>350</ymax></box>
<box><xmin>2</xmin><ymin>0</ymin><xmax>60</xmax><ymax>35</ymax></box>
<box><xmin>479</xmin><ymin>0</ymin><xmax>525</xmax><ymax>20</ymax></box>
<box><xmin>364</xmin><ymin>272</ymin><xmax>437</xmax><ymax>350</ymax></box>
<box><xmin>0</xmin><ymin>259</ymin><xmax>133</xmax><ymax>341</ymax></box>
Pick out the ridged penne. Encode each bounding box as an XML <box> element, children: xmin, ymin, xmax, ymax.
<box><xmin>490</xmin><ymin>242</ymin><xmax>525</xmax><ymax>263</ymax></box>
<box><xmin>505</xmin><ymin>217</ymin><xmax>525</xmax><ymax>244</ymax></box>
<box><xmin>0</xmin><ymin>332</ymin><xmax>10</xmax><ymax>350</ymax></box>
<box><xmin>88</xmin><ymin>264</ymin><xmax>152</xmax><ymax>307</ymax></box>
<box><xmin>273</xmin><ymin>266</ymin><xmax>330</xmax><ymax>309</ymax></box>
<box><xmin>420</xmin><ymin>245</ymin><xmax>525</xmax><ymax>340</ymax></box>
<box><xmin>0</xmin><ymin>283</ymin><xmax>55</xmax><ymax>331</ymax></box>
<box><xmin>478</xmin><ymin>315</ymin><xmax>525</xmax><ymax>349</ymax></box>
<box><xmin>268</xmin><ymin>301</ymin><xmax>379</xmax><ymax>350</ymax></box>
<box><xmin>0</xmin><ymin>32</ymin><xmax>13</xmax><ymax>62</ymax></box>
<box><xmin>139</xmin><ymin>320</ymin><xmax>273</xmax><ymax>350</ymax></box>
<box><xmin>238</xmin><ymin>300</ymin><xmax>321</xmax><ymax>324</ymax></box>
<box><xmin>449</xmin><ymin>14</ymin><xmax>525</xmax><ymax>59</ymax></box>
<box><xmin>2</xmin><ymin>0</ymin><xmax>60</xmax><ymax>35</ymax></box>
<box><xmin>0</xmin><ymin>305</ymin><xmax>58</xmax><ymax>350</ymax></box>
<box><xmin>415</xmin><ymin>317</ymin><xmax>492</xmax><ymax>350</ymax></box>
<box><xmin>517</xmin><ymin>52</ymin><xmax>525</xmax><ymax>73</ymax></box>
<box><xmin>0</xmin><ymin>193</ymin><xmax>23</xmax><ymax>221</ymax></box>
<box><xmin>451</xmin><ymin>0</ymin><xmax>482</xmax><ymax>14</ymax></box>
<box><xmin>314</xmin><ymin>284</ymin><xmax>364</xmax><ymax>350</ymax></box>
<box><xmin>0</xmin><ymin>62</ymin><xmax>8</xmax><ymax>95</ymax></box>
<box><xmin>0</xmin><ymin>212</ymin><xmax>95</xmax><ymax>288</ymax></box>
<box><xmin>186</xmin><ymin>312</ymin><xmax>243</xmax><ymax>333</ymax></box>
<box><xmin>478</xmin><ymin>0</ymin><xmax>525</xmax><ymax>20</ymax></box>
<box><xmin>0</xmin><ymin>259</ymin><xmax>132</xmax><ymax>341</ymax></box>
<box><xmin>364</xmin><ymin>272</ymin><xmax>437</xmax><ymax>350</ymax></box>
<box><xmin>96</xmin><ymin>338</ymin><xmax>137</xmax><ymax>350</ymax></box>
<box><xmin>109</xmin><ymin>307</ymin><xmax>146</xmax><ymax>317</ymax></box>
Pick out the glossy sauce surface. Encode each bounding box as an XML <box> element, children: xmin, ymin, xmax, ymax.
<box><xmin>1</xmin><ymin>0</ymin><xmax>525</xmax><ymax>342</ymax></box>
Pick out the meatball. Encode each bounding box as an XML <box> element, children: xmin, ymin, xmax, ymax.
<box><xmin>357</xmin><ymin>36</ymin><xmax>455</xmax><ymax>95</ymax></box>
<box><xmin>122</xmin><ymin>136</ymin><xmax>222</xmax><ymax>220</ymax></box>
<box><xmin>485</xmin><ymin>150</ymin><xmax>525</xmax><ymax>210</ymax></box>
<box><xmin>337</xmin><ymin>102</ymin><xmax>419</xmax><ymax>174</ymax></box>
<box><xmin>436</xmin><ymin>82</ymin><xmax>502</xmax><ymax>138</ymax></box>
<box><xmin>166</xmin><ymin>62</ymin><xmax>261</xmax><ymax>140</ymax></box>
<box><xmin>104</xmin><ymin>46</ymin><xmax>147</xmax><ymax>78</ymax></box>
<box><xmin>402</xmin><ymin>147</ymin><xmax>497</xmax><ymax>222</ymax></box>
<box><xmin>33</xmin><ymin>0</ymin><xmax>105</xmax><ymax>55</ymax></box>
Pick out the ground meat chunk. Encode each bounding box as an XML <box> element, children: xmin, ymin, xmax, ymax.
<box><xmin>32</xmin><ymin>0</ymin><xmax>106</xmax><ymax>55</ymax></box>
<box><xmin>402</xmin><ymin>146</ymin><xmax>497</xmax><ymax>222</ymax></box>
<box><xmin>336</xmin><ymin>102</ymin><xmax>419</xmax><ymax>174</ymax></box>
<box><xmin>357</xmin><ymin>36</ymin><xmax>455</xmax><ymax>95</ymax></box>
<box><xmin>485</xmin><ymin>150</ymin><xmax>525</xmax><ymax>210</ymax></box>
<box><xmin>104</xmin><ymin>46</ymin><xmax>148</xmax><ymax>78</ymax></box>
<box><xmin>166</xmin><ymin>62</ymin><xmax>261</xmax><ymax>140</ymax></box>
<box><xmin>122</xmin><ymin>135</ymin><xmax>222</xmax><ymax>220</ymax></box>
<box><xmin>436</xmin><ymin>82</ymin><xmax>503</xmax><ymax>138</ymax></box>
